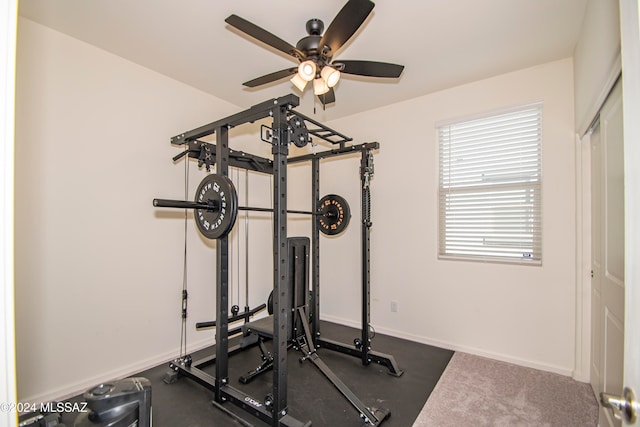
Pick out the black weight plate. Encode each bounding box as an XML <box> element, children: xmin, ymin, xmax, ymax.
<box><xmin>194</xmin><ymin>174</ymin><xmax>238</xmax><ymax>239</ymax></box>
<box><xmin>317</xmin><ymin>194</ymin><xmax>350</xmax><ymax>235</ymax></box>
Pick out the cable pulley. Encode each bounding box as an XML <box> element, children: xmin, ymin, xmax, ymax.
<box><xmin>154</xmin><ymin>174</ymin><xmax>351</xmax><ymax>239</ymax></box>
<box><xmin>288</xmin><ymin>114</ymin><xmax>311</xmax><ymax>148</ymax></box>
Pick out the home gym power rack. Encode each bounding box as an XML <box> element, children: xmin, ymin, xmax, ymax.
<box><xmin>155</xmin><ymin>94</ymin><xmax>403</xmax><ymax>427</ymax></box>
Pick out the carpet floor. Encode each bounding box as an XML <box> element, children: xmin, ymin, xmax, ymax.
<box><xmin>413</xmin><ymin>352</ymin><xmax>599</xmax><ymax>427</ymax></box>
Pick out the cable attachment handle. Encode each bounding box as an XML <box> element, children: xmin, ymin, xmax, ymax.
<box><xmin>363</xmin><ymin>151</ymin><xmax>374</xmax><ymax>187</ymax></box>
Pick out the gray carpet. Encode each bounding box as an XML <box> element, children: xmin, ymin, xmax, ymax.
<box><xmin>413</xmin><ymin>352</ymin><xmax>599</xmax><ymax>427</ymax></box>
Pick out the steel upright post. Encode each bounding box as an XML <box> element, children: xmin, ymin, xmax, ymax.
<box><xmin>215</xmin><ymin>125</ymin><xmax>231</xmax><ymax>400</ymax></box>
<box><xmin>311</xmin><ymin>157</ymin><xmax>321</xmax><ymax>340</ymax></box>
<box><xmin>271</xmin><ymin>102</ymin><xmax>290</xmax><ymax>425</ymax></box>
<box><xmin>360</xmin><ymin>149</ymin><xmax>373</xmax><ymax>366</ymax></box>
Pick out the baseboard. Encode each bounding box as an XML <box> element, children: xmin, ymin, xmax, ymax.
<box><xmin>572</xmin><ymin>369</ymin><xmax>590</xmax><ymax>383</ymax></box>
<box><xmin>20</xmin><ymin>336</ymin><xmax>215</xmax><ymax>406</ymax></box>
<box><xmin>320</xmin><ymin>314</ymin><xmax>575</xmax><ymax>378</ymax></box>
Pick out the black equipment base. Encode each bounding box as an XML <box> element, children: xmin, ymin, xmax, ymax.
<box><xmin>295</xmin><ymin>308</ymin><xmax>390</xmax><ymax>426</ymax></box>
<box><xmin>169</xmin><ymin>359</ymin><xmax>311</xmax><ymax>427</ymax></box>
<box><xmin>316</xmin><ymin>338</ymin><xmax>404</xmax><ymax>377</ymax></box>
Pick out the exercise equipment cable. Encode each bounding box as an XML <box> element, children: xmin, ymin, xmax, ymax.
<box><xmin>237</xmin><ymin>167</ymin><xmax>242</xmax><ymax>311</ymax></box>
<box><xmin>244</xmin><ymin>169</ymin><xmax>249</xmax><ymax>312</ymax></box>
<box><xmin>229</xmin><ymin>170</ymin><xmax>235</xmax><ymax>309</ymax></box>
<box><xmin>230</xmin><ymin>167</ymin><xmax>243</xmax><ymax>314</ymax></box>
<box><xmin>180</xmin><ymin>147</ymin><xmax>190</xmax><ymax>358</ymax></box>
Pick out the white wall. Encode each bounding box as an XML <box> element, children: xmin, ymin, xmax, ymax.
<box><xmin>13</xmin><ymin>18</ymin><xmax>270</xmax><ymax>403</ymax></box>
<box><xmin>323</xmin><ymin>58</ymin><xmax>578</xmax><ymax>375</ymax></box>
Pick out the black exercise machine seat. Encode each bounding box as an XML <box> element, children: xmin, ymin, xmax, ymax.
<box><xmin>242</xmin><ymin>315</ymin><xmax>276</xmax><ymax>338</ymax></box>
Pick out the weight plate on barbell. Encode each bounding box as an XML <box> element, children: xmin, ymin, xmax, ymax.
<box><xmin>194</xmin><ymin>174</ymin><xmax>238</xmax><ymax>239</ymax></box>
<box><xmin>317</xmin><ymin>194</ymin><xmax>350</xmax><ymax>235</ymax></box>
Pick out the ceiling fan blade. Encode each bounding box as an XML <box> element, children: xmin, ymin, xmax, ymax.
<box><xmin>243</xmin><ymin>68</ymin><xmax>297</xmax><ymax>87</ymax></box>
<box><xmin>317</xmin><ymin>88</ymin><xmax>336</xmax><ymax>105</ymax></box>
<box><xmin>225</xmin><ymin>14</ymin><xmax>301</xmax><ymax>59</ymax></box>
<box><xmin>319</xmin><ymin>0</ymin><xmax>375</xmax><ymax>56</ymax></box>
<box><xmin>337</xmin><ymin>60</ymin><xmax>405</xmax><ymax>78</ymax></box>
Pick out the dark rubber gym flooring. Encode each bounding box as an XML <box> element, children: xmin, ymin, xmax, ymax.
<box><xmin>61</xmin><ymin>321</ymin><xmax>453</xmax><ymax>427</ymax></box>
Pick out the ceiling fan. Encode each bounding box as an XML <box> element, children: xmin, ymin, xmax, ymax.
<box><xmin>225</xmin><ymin>0</ymin><xmax>405</xmax><ymax>105</ymax></box>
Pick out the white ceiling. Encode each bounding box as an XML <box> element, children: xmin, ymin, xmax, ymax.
<box><xmin>18</xmin><ymin>0</ymin><xmax>588</xmax><ymax>122</ymax></box>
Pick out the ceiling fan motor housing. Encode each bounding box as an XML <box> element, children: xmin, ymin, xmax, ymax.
<box><xmin>296</xmin><ymin>35</ymin><xmax>323</xmax><ymax>58</ymax></box>
<box><xmin>306</xmin><ymin>18</ymin><xmax>324</xmax><ymax>36</ymax></box>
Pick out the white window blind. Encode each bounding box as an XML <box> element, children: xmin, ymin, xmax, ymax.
<box><xmin>438</xmin><ymin>104</ymin><xmax>542</xmax><ymax>264</ymax></box>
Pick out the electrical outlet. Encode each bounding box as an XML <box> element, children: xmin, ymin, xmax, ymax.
<box><xmin>390</xmin><ymin>300</ymin><xmax>398</xmax><ymax>313</ymax></box>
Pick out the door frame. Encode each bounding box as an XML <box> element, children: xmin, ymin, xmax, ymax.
<box><xmin>575</xmin><ymin>130</ymin><xmax>593</xmax><ymax>383</ymax></box>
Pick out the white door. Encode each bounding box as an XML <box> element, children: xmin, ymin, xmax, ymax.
<box><xmin>617</xmin><ymin>0</ymin><xmax>640</xmax><ymax>424</ymax></box>
<box><xmin>591</xmin><ymin>79</ymin><xmax>625</xmax><ymax>427</ymax></box>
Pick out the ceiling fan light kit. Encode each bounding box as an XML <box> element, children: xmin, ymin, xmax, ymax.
<box><xmin>290</xmin><ymin>73</ymin><xmax>308</xmax><ymax>91</ymax></box>
<box><xmin>321</xmin><ymin>65</ymin><xmax>341</xmax><ymax>88</ymax></box>
<box><xmin>225</xmin><ymin>0</ymin><xmax>404</xmax><ymax>105</ymax></box>
<box><xmin>298</xmin><ymin>60</ymin><xmax>317</xmax><ymax>81</ymax></box>
<box><xmin>313</xmin><ymin>77</ymin><xmax>329</xmax><ymax>95</ymax></box>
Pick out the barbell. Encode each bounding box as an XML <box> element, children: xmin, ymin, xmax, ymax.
<box><xmin>153</xmin><ymin>173</ymin><xmax>350</xmax><ymax>239</ymax></box>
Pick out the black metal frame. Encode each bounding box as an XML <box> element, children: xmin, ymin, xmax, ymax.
<box><xmin>165</xmin><ymin>94</ymin><xmax>401</xmax><ymax>427</ymax></box>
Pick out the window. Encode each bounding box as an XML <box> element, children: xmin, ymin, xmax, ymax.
<box><xmin>438</xmin><ymin>104</ymin><xmax>542</xmax><ymax>264</ymax></box>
